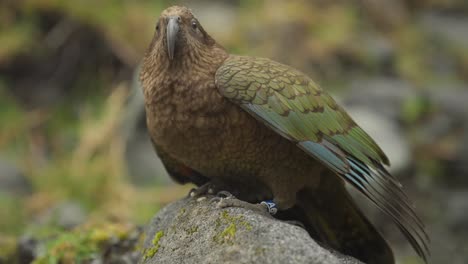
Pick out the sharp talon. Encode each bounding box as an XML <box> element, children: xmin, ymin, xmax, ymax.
<box><xmin>212</xmin><ymin>197</ymin><xmax>273</xmax><ymax>217</ymax></box>
<box><xmin>214</xmin><ymin>197</ymin><xmax>232</xmax><ymax>209</ymax></box>
<box><xmin>210</xmin><ymin>196</ymin><xmax>222</xmax><ymax>204</ymax></box>
<box><xmin>216</xmin><ymin>191</ymin><xmax>234</xmax><ymax>199</ymax></box>
<box><xmin>188</xmin><ymin>188</ymin><xmax>197</xmax><ymax>197</ymax></box>
<box><xmin>188</xmin><ymin>182</ymin><xmax>216</xmax><ymax>198</ymax></box>
<box><xmin>215</xmin><ymin>200</ymin><xmax>225</xmax><ymax>209</ymax></box>
<box><xmin>260</xmin><ymin>200</ymin><xmax>278</xmax><ymax>215</ymax></box>
<box><xmin>196</xmin><ymin>197</ymin><xmax>207</xmax><ymax>202</ymax></box>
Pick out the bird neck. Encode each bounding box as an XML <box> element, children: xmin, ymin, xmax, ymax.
<box><xmin>141</xmin><ymin>43</ymin><xmax>228</xmax><ymax>92</ymax></box>
<box><xmin>140</xmin><ymin>43</ymin><xmax>230</xmax><ymax>124</ymax></box>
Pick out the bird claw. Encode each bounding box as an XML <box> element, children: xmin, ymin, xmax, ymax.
<box><xmin>188</xmin><ymin>182</ymin><xmax>216</xmax><ymax>198</ymax></box>
<box><xmin>216</xmin><ymin>190</ymin><xmax>235</xmax><ymax>199</ymax></box>
<box><xmin>195</xmin><ymin>186</ymin><xmax>277</xmax><ymax>216</ymax></box>
<box><xmin>213</xmin><ymin>197</ymin><xmax>275</xmax><ymax>216</ymax></box>
<box><xmin>209</xmin><ymin>190</ymin><xmax>235</xmax><ymax>204</ymax></box>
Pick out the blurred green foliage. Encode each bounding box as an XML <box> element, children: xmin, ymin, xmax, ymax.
<box><xmin>32</xmin><ymin>222</ymin><xmax>141</xmax><ymax>264</ymax></box>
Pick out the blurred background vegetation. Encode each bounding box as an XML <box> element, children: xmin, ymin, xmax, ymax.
<box><xmin>0</xmin><ymin>0</ymin><xmax>467</xmax><ymax>263</ymax></box>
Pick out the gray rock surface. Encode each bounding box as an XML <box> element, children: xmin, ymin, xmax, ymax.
<box><xmin>0</xmin><ymin>157</ymin><xmax>32</xmax><ymax>196</ymax></box>
<box><xmin>140</xmin><ymin>196</ymin><xmax>361</xmax><ymax>264</ymax></box>
<box><xmin>34</xmin><ymin>201</ymin><xmax>87</xmax><ymax>229</ymax></box>
<box><xmin>344</xmin><ymin>77</ymin><xmax>417</xmax><ymax>121</ymax></box>
<box><xmin>420</xmin><ymin>12</ymin><xmax>468</xmax><ymax>48</ymax></box>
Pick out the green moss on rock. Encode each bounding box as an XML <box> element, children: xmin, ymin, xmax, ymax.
<box><xmin>32</xmin><ymin>222</ymin><xmax>138</xmax><ymax>264</ymax></box>
<box><xmin>144</xmin><ymin>230</ymin><xmax>164</xmax><ymax>260</ymax></box>
<box><xmin>212</xmin><ymin>210</ymin><xmax>252</xmax><ymax>245</ymax></box>
<box><xmin>185</xmin><ymin>225</ymin><xmax>199</xmax><ymax>235</ymax></box>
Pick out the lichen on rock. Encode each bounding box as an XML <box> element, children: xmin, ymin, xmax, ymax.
<box><xmin>143</xmin><ymin>230</ymin><xmax>164</xmax><ymax>260</ymax></box>
<box><xmin>140</xmin><ymin>196</ymin><xmax>362</xmax><ymax>264</ymax></box>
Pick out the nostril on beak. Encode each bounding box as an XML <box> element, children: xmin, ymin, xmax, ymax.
<box><xmin>168</xmin><ymin>15</ymin><xmax>181</xmax><ymax>23</ymax></box>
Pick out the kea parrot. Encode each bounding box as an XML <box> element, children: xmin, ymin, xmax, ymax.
<box><xmin>140</xmin><ymin>6</ymin><xmax>429</xmax><ymax>264</ymax></box>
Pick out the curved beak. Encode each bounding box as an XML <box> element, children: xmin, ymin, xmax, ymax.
<box><xmin>166</xmin><ymin>16</ymin><xmax>180</xmax><ymax>60</ymax></box>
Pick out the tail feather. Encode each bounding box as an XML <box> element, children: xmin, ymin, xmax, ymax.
<box><xmin>279</xmin><ymin>175</ymin><xmax>395</xmax><ymax>264</ymax></box>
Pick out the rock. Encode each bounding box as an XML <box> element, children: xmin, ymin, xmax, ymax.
<box><xmin>16</xmin><ymin>224</ymin><xmax>144</xmax><ymax>263</ymax></box>
<box><xmin>360</xmin><ymin>34</ymin><xmax>395</xmax><ymax>70</ymax></box>
<box><xmin>344</xmin><ymin>77</ymin><xmax>417</xmax><ymax>121</ymax></box>
<box><xmin>419</xmin><ymin>113</ymin><xmax>454</xmax><ymax>143</ymax></box>
<box><xmin>105</xmin><ymin>226</ymin><xmax>144</xmax><ymax>264</ymax></box>
<box><xmin>35</xmin><ymin>201</ymin><xmax>87</xmax><ymax>229</ymax></box>
<box><xmin>445</xmin><ymin>191</ymin><xmax>468</xmax><ymax>233</ymax></box>
<box><xmin>420</xmin><ymin>12</ymin><xmax>468</xmax><ymax>48</ymax></box>
<box><xmin>451</xmin><ymin>127</ymin><xmax>468</xmax><ymax>184</ymax></box>
<box><xmin>360</xmin><ymin>0</ymin><xmax>409</xmax><ymax>31</ymax></box>
<box><xmin>424</xmin><ymin>87</ymin><xmax>468</xmax><ymax>184</ymax></box>
<box><xmin>17</xmin><ymin>236</ymin><xmax>38</xmax><ymax>264</ymax></box>
<box><xmin>419</xmin><ymin>12</ymin><xmax>468</xmax><ymax>77</ymax></box>
<box><xmin>413</xmin><ymin>189</ymin><xmax>468</xmax><ymax>264</ymax></box>
<box><xmin>0</xmin><ymin>157</ymin><xmax>32</xmax><ymax>196</ymax></box>
<box><xmin>140</xmin><ymin>196</ymin><xmax>361</xmax><ymax>264</ymax></box>
<box><xmin>429</xmin><ymin>87</ymin><xmax>468</xmax><ymax>120</ymax></box>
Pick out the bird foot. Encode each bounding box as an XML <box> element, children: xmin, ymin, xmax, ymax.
<box><xmin>209</xmin><ymin>190</ymin><xmax>236</xmax><ymax>204</ymax></box>
<box><xmin>216</xmin><ymin>190</ymin><xmax>235</xmax><ymax>199</ymax></box>
<box><xmin>188</xmin><ymin>182</ymin><xmax>217</xmax><ymax>198</ymax></box>
<box><xmin>212</xmin><ymin>195</ymin><xmax>276</xmax><ymax>216</ymax></box>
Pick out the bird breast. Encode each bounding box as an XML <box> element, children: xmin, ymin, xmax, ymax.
<box><xmin>144</xmin><ymin>74</ymin><xmax>256</xmax><ymax>169</ymax></box>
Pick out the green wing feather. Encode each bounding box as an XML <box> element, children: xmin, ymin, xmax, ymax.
<box><xmin>215</xmin><ymin>55</ymin><xmax>429</xmax><ymax>262</ymax></box>
<box><xmin>217</xmin><ymin>56</ymin><xmax>388</xmax><ymax>164</ymax></box>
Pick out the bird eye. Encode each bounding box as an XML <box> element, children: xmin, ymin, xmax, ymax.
<box><xmin>156</xmin><ymin>22</ymin><xmax>160</xmax><ymax>31</ymax></box>
<box><xmin>191</xmin><ymin>20</ymin><xmax>198</xmax><ymax>30</ymax></box>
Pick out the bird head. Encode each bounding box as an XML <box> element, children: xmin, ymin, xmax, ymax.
<box><xmin>147</xmin><ymin>6</ymin><xmax>218</xmax><ymax>62</ymax></box>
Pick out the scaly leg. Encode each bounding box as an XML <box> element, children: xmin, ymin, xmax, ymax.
<box><xmin>212</xmin><ymin>191</ymin><xmax>276</xmax><ymax>216</ymax></box>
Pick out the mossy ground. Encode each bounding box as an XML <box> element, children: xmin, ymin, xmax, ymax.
<box><xmin>31</xmin><ymin>222</ymin><xmax>142</xmax><ymax>264</ymax></box>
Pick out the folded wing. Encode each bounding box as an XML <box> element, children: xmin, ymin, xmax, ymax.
<box><xmin>215</xmin><ymin>55</ymin><xmax>429</xmax><ymax>262</ymax></box>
